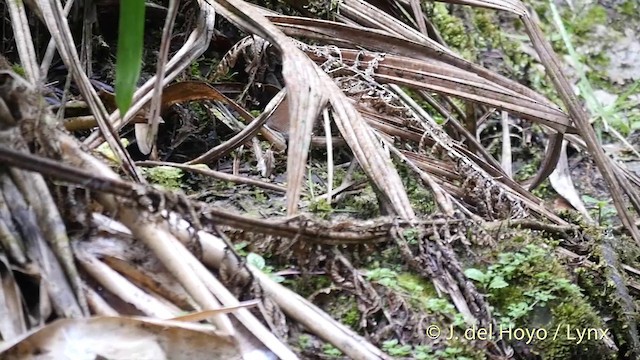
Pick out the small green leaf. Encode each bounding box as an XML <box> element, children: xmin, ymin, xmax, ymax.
<box><xmin>464</xmin><ymin>268</ymin><xmax>487</xmax><ymax>283</ymax></box>
<box><xmin>489</xmin><ymin>276</ymin><xmax>509</xmax><ymax>289</ymax></box>
<box><xmin>115</xmin><ymin>0</ymin><xmax>146</xmax><ymax>116</ymax></box>
<box><xmin>246</xmin><ymin>253</ymin><xmax>266</xmax><ymax>270</ymax></box>
<box><xmin>97</xmin><ymin>138</ymin><xmax>130</xmax><ymax>163</ymax></box>
<box><xmin>581</xmin><ymin>195</ymin><xmax>599</xmax><ymax>204</ymax></box>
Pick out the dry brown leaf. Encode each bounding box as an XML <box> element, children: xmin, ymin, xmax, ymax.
<box><xmin>0</xmin><ymin>317</ymin><xmax>240</xmax><ymax>360</ymax></box>
<box><xmin>0</xmin><ymin>254</ymin><xmax>26</xmax><ymax>342</ymax></box>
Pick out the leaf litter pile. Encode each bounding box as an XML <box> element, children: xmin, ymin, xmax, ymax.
<box><xmin>1</xmin><ymin>0</ymin><xmax>640</xmax><ymax>359</ymax></box>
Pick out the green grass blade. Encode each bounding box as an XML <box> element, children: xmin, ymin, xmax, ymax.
<box><xmin>549</xmin><ymin>1</ymin><xmax>601</xmax><ymax>121</ymax></box>
<box><xmin>115</xmin><ymin>0</ymin><xmax>146</xmax><ymax>116</ymax></box>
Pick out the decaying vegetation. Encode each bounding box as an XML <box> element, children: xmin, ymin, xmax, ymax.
<box><xmin>1</xmin><ymin>0</ymin><xmax>640</xmax><ymax>359</ymax></box>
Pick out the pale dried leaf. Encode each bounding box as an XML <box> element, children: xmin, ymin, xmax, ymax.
<box><xmin>548</xmin><ymin>141</ymin><xmax>593</xmax><ymax>222</ymax></box>
<box><xmin>0</xmin><ymin>254</ymin><xmax>26</xmax><ymax>342</ymax></box>
<box><xmin>0</xmin><ymin>317</ymin><xmax>240</xmax><ymax>360</ymax></box>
